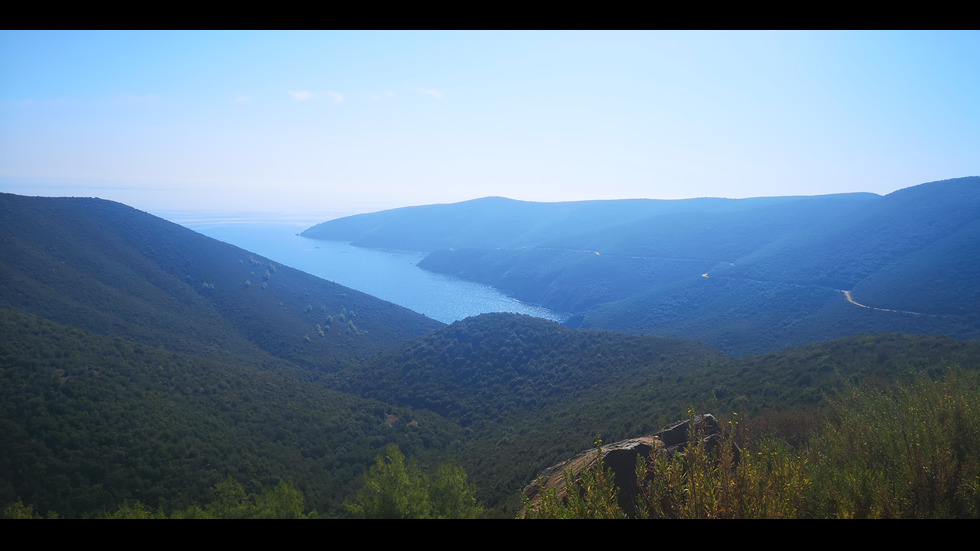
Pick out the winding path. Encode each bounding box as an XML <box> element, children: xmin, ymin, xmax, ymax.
<box><xmin>841</xmin><ymin>289</ymin><xmax>936</xmax><ymax>316</ymax></box>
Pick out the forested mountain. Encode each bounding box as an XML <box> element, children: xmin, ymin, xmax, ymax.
<box><xmin>0</xmin><ymin>193</ymin><xmax>443</xmax><ymax>371</ymax></box>
<box><xmin>331</xmin><ymin>313</ymin><xmax>724</xmax><ymax>428</ymax></box>
<box><xmin>0</xmin><ymin>193</ymin><xmax>450</xmax><ymax>517</ymax></box>
<box><xmin>0</xmin><ymin>306</ymin><xmax>462</xmax><ymax>518</ymax></box>
<box><xmin>3</xmin><ymin>190</ymin><xmax>979</xmax><ymax>518</ymax></box>
<box><xmin>302</xmin><ymin>177</ymin><xmax>980</xmax><ymax>355</ymax></box>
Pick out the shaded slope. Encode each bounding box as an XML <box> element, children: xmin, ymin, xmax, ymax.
<box><xmin>725</xmin><ymin>177</ymin><xmax>980</xmax><ymax>296</ymax></box>
<box><xmin>0</xmin><ymin>193</ymin><xmax>444</xmax><ymax>371</ymax></box>
<box><xmin>577</xmin><ymin>178</ymin><xmax>980</xmax><ymax>354</ymax></box>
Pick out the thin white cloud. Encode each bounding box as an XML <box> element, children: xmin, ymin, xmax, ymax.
<box><xmin>420</xmin><ymin>88</ymin><xmax>443</xmax><ymax>100</ymax></box>
<box><xmin>289</xmin><ymin>90</ymin><xmax>315</xmax><ymax>102</ymax></box>
<box><xmin>369</xmin><ymin>90</ymin><xmax>395</xmax><ymax>101</ymax></box>
<box><xmin>233</xmin><ymin>95</ymin><xmax>251</xmax><ymax>103</ymax></box>
<box><xmin>326</xmin><ymin>90</ymin><xmax>345</xmax><ymax>103</ymax></box>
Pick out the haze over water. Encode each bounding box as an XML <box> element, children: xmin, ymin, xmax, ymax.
<box><xmin>167</xmin><ymin>211</ymin><xmax>567</xmax><ymax>325</ymax></box>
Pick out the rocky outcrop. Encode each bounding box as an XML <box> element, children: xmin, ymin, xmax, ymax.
<box><xmin>520</xmin><ymin>414</ymin><xmax>723</xmax><ymax>517</ymax></box>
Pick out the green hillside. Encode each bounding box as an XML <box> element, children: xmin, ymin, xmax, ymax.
<box><xmin>0</xmin><ymin>193</ymin><xmax>443</xmax><ymax>371</ymax></box>
<box><xmin>0</xmin><ymin>193</ymin><xmax>449</xmax><ymax>517</ymax></box>
<box><xmin>0</xmin><ymin>307</ymin><xmax>462</xmax><ymax>518</ymax></box>
<box><xmin>327</xmin><ymin>313</ymin><xmax>980</xmax><ymax>512</ymax></box>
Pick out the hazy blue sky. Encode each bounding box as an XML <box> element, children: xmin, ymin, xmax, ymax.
<box><xmin>1</xmin><ymin>30</ymin><xmax>977</xmax><ymax>218</ymax></box>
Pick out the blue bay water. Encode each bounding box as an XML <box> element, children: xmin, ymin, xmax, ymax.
<box><xmin>166</xmin><ymin>211</ymin><xmax>567</xmax><ymax>325</ymax></box>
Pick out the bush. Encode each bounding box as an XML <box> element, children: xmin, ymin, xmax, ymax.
<box><xmin>345</xmin><ymin>445</ymin><xmax>483</xmax><ymax>519</ymax></box>
<box><xmin>804</xmin><ymin>366</ymin><xmax>980</xmax><ymax>518</ymax></box>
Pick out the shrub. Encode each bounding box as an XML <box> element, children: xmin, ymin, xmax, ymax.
<box><xmin>345</xmin><ymin>445</ymin><xmax>483</xmax><ymax>519</ymax></box>
<box><xmin>803</xmin><ymin>366</ymin><xmax>980</xmax><ymax>518</ymax></box>
<box><xmin>523</xmin><ymin>366</ymin><xmax>980</xmax><ymax>519</ymax></box>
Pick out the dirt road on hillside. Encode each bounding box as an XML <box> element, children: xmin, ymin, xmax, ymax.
<box><xmin>841</xmin><ymin>289</ymin><xmax>936</xmax><ymax>316</ymax></box>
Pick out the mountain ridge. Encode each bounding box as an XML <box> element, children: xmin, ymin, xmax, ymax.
<box><xmin>301</xmin><ymin>177</ymin><xmax>980</xmax><ymax>355</ymax></box>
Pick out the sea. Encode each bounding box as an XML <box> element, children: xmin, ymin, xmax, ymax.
<box><xmin>161</xmin><ymin>210</ymin><xmax>567</xmax><ymax>325</ymax></box>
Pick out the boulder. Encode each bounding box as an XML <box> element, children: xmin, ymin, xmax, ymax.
<box><xmin>520</xmin><ymin>414</ymin><xmax>724</xmax><ymax>517</ymax></box>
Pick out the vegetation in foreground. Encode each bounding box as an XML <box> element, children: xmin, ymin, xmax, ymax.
<box><xmin>5</xmin><ymin>477</ymin><xmax>313</xmax><ymax>519</ymax></box>
<box><xmin>5</xmin><ymin>366</ymin><xmax>977</xmax><ymax>519</ymax></box>
<box><xmin>4</xmin><ymin>444</ymin><xmax>483</xmax><ymax>519</ymax></box>
<box><xmin>344</xmin><ymin>444</ymin><xmax>483</xmax><ymax>519</ymax></box>
<box><xmin>521</xmin><ymin>366</ymin><xmax>980</xmax><ymax>519</ymax></box>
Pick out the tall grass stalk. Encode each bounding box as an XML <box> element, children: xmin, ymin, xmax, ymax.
<box><xmin>804</xmin><ymin>367</ymin><xmax>980</xmax><ymax>518</ymax></box>
<box><xmin>523</xmin><ymin>366</ymin><xmax>980</xmax><ymax>519</ymax></box>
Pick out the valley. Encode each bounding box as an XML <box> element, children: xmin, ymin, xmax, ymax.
<box><xmin>180</xmin><ymin>217</ymin><xmax>568</xmax><ymax>325</ymax></box>
<box><xmin>2</xmin><ymin>177</ymin><xmax>979</xmax><ymax>518</ymax></box>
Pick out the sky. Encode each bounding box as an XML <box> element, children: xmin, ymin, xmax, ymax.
<box><xmin>1</xmin><ymin>30</ymin><xmax>978</xmax><ymax>220</ymax></box>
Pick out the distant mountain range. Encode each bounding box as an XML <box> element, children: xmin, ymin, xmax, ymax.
<box><xmin>302</xmin><ymin>177</ymin><xmax>980</xmax><ymax>355</ymax></box>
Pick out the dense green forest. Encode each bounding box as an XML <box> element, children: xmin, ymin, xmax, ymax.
<box><xmin>5</xmin><ymin>301</ymin><xmax>978</xmax><ymax>517</ymax></box>
<box><xmin>0</xmin><ymin>307</ymin><xmax>463</xmax><ymax>517</ymax></box>
<box><xmin>2</xmin><ymin>190</ymin><xmax>979</xmax><ymax>518</ymax></box>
